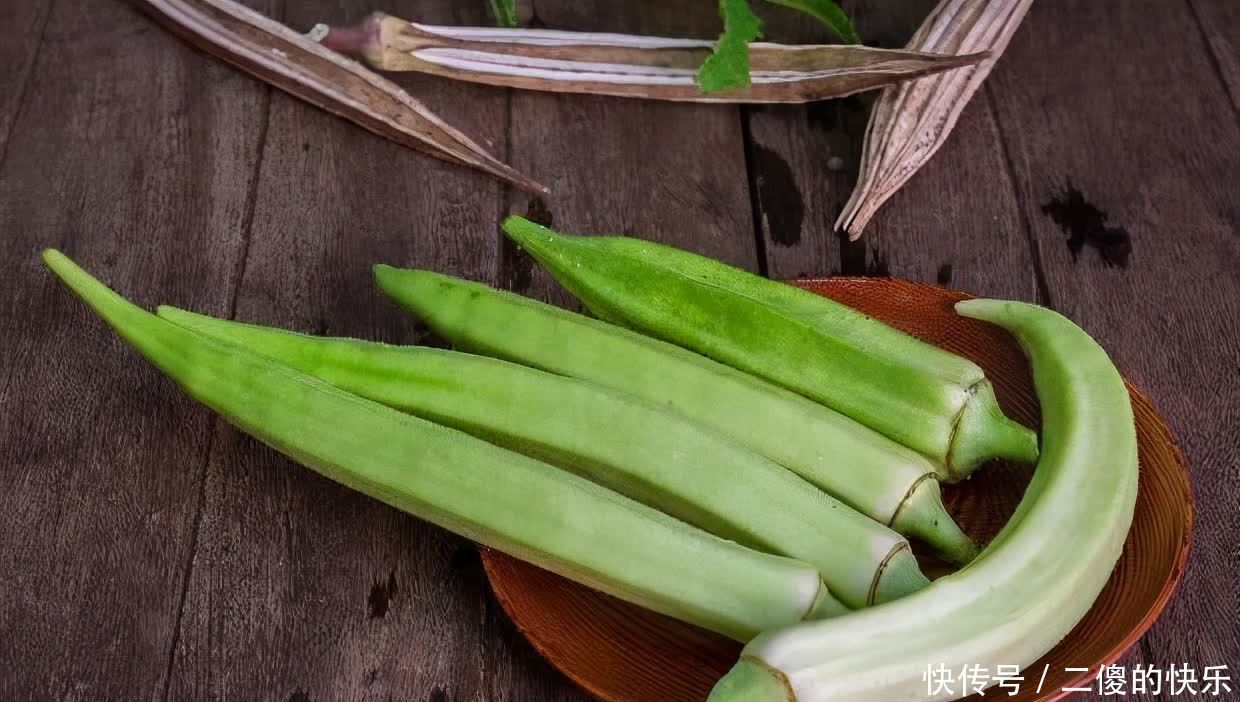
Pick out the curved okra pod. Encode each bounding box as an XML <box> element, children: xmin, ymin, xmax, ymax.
<box><xmin>42</xmin><ymin>250</ymin><xmax>837</xmax><ymax>642</ymax></box>
<box><xmin>500</xmin><ymin>216</ymin><xmax>1038</xmax><ymax>481</ymax></box>
<box><xmin>373</xmin><ymin>267</ymin><xmax>978</xmax><ymax>565</ymax></box>
<box><xmin>709</xmin><ymin>299</ymin><xmax>1138</xmax><ymax>701</ymax></box>
<box><xmin>158</xmin><ymin>306</ymin><xmax>929</xmax><ymax>608</ymax></box>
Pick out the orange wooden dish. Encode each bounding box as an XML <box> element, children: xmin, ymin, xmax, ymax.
<box><xmin>480</xmin><ymin>278</ymin><xmax>1193</xmax><ymax>702</ymax></box>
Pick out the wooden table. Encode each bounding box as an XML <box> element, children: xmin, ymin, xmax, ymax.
<box><xmin>1</xmin><ymin>1</ymin><xmax>1236</xmax><ymax>700</ymax></box>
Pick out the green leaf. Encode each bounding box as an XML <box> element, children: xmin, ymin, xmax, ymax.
<box><xmin>489</xmin><ymin>0</ymin><xmax>518</xmax><ymax>28</ymax></box>
<box><xmin>765</xmin><ymin>0</ymin><xmax>860</xmax><ymax>44</ymax></box>
<box><xmin>696</xmin><ymin>0</ymin><xmax>764</xmax><ymax>93</ymax></box>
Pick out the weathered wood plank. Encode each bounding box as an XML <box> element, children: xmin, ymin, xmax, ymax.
<box><xmin>0</xmin><ymin>0</ymin><xmax>271</xmax><ymax>699</ymax></box>
<box><xmin>0</xmin><ymin>0</ymin><xmax>51</xmax><ymax>164</ymax></box>
<box><xmin>985</xmin><ymin>0</ymin><xmax>1240</xmax><ymax>683</ymax></box>
<box><xmin>1188</xmin><ymin>0</ymin><xmax>1240</xmax><ymax>116</ymax></box>
<box><xmin>159</xmin><ymin>1</ymin><xmax>525</xmax><ymax>700</ymax></box>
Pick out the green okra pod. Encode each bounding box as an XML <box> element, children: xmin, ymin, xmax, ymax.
<box><xmin>43</xmin><ymin>249</ymin><xmax>837</xmax><ymax>642</ymax></box>
<box><xmin>158</xmin><ymin>306</ymin><xmax>928</xmax><ymax>608</ymax></box>
<box><xmin>500</xmin><ymin>215</ymin><xmax>1038</xmax><ymax>481</ymax></box>
<box><xmin>373</xmin><ymin>267</ymin><xmax>978</xmax><ymax>565</ymax></box>
<box><xmin>709</xmin><ymin>299</ymin><xmax>1138</xmax><ymax>701</ymax></box>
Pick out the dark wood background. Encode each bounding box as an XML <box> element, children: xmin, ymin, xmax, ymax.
<box><xmin>1</xmin><ymin>0</ymin><xmax>1236</xmax><ymax>700</ymax></box>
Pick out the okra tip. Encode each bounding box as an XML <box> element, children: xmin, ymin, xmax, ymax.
<box><xmin>42</xmin><ymin>249</ymin><xmax>95</xmax><ymax>295</ymax></box>
<box><xmin>41</xmin><ymin>248</ymin><xmax>67</xmax><ymax>268</ymax></box>
<box><xmin>373</xmin><ymin>265</ymin><xmax>472</xmax><ymax>320</ymax></box>
<box><xmin>501</xmin><ymin>214</ymin><xmax>554</xmax><ymax>244</ymax></box>
<box><xmin>372</xmin><ymin>263</ymin><xmax>440</xmax><ymax>298</ymax></box>
<box><xmin>372</xmin><ymin>263</ymin><xmax>406</xmax><ymax>291</ymax></box>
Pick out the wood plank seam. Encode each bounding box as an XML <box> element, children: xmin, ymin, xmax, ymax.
<box><xmin>1183</xmin><ymin>0</ymin><xmax>1240</xmax><ymax>123</ymax></box>
<box><xmin>156</xmin><ymin>91</ymin><xmax>274</xmax><ymax>702</ymax></box>
<box><xmin>156</xmin><ymin>419</ymin><xmax>221</xmax><ymax>702</ymax></box>
<box><xmin>0</xmin><ymin>0</ymin><xmax>54</xmax><ymax>177</ymax></box>
<box><xmin>226</xmin><ymin>84</ymin><xmax>274</xmax><ymax>322</ymax></box>
<box><xmin>980</xmin><ymin>84</ymin><xmax>1055</xmax><ymax>307</ymax></box>
<box><xmin>496</xmin><ymin>88</ymin><xmax>515</xmax><ymax>265</ymax></box>
<box><xmin>156</xmin><ymin>3</ymin><xmax>281</xmax><ymax>691</ymax></box>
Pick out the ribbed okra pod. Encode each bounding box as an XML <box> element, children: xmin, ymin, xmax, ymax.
<box><xmin>43</xmin><ymin>250</ymin><xmax>836</xmax><ymax>642</ymax></box>
<box><xmin>374</xmin><ymin>267</ymin><xmax>980</xmax><ymax>565</ymax></box>
<box><xmin>158</xmin><ymin>307</ymin><xmax>928</xmax><ymax>608</ymax></box>
<box><xmin>501</xmin><ymin>216</ymin><xmax>1038</xmax><ymax>481</ymax></box>
<box><xmin>709</xmin><ymin>299</ymin><xmax>1138</xmax><ymax>701</ymax></box>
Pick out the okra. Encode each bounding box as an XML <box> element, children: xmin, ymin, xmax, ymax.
<box><xmin>158</xmin><ymin>306</ymin><xmax>927</xmax><ymax>608</ymax></box>
<box><xmin>709</xmin><ymin>299</ymin><xmax>1138</xmax><ymax>701</ymax></box>
<box><xmin>501</xmin><ymin>216</ymin><xmax>1039</xmax><ymax>481</ymax></box>
<box><xmin>43</xmin><ymin>250</ymin><xmax>837</xmax><ymax>642</ymax></box>
<box><xmin>374</xmin><ymin>267</ymin><xmax>979</xmax><ymax>565</ymax></box>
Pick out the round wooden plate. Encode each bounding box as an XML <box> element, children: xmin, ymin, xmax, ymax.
<box><xmin>480</xmin><ymin>277</ymin><xmax>1194</xmax><ymax>702</ymax></box>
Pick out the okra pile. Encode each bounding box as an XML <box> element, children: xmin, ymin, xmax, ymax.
<box><xmin>43</xmin><ymin>216</ymin><xmax>1137</xmax><ymax>702</ymax></box>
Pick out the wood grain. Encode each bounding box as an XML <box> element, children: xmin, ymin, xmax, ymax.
<box><xmin>0</xmin><ymin>0</ymin><xmax>51</xmax><ymax>163</ymax></box>
<box><xmin>1188</xmin><ymin>0</ymin><xmax>1240</xmax><ymax>116</ymax></box>
<box><xmin>984</xmin><ymin>0</ymin><xmax>1240</xmax><ymax>680</ymax></box>
<box><xmin>0</xmin><ymin>0</ymin><xmax>270</xmax><ymax>698</ymax></box>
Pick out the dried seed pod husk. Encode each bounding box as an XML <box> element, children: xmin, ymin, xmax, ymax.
<box><xmin>316</xmin><ymin>13</ymin><xmax>988</xmax><ymax>104</ymax></box>
<box><xmin>138</xmin><ymin>0</ymin><xmax>547</xmax><ymax>193</ymax></box>
<box><xmin>838</xmin><ymin>0</ymin><xmax>1034</xmax><ymax>238</ymax></box>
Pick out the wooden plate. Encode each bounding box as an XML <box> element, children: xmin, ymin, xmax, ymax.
<box><xmin>480</xmin><ymin>277</ymin><xmax>1193</xmax><ymax>702</ymax></box>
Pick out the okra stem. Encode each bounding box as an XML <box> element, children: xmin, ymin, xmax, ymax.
<box><xmin>948</xmin><ymin>378</ymin><xmax>1042</xmax><ymax>471</ymax></box>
